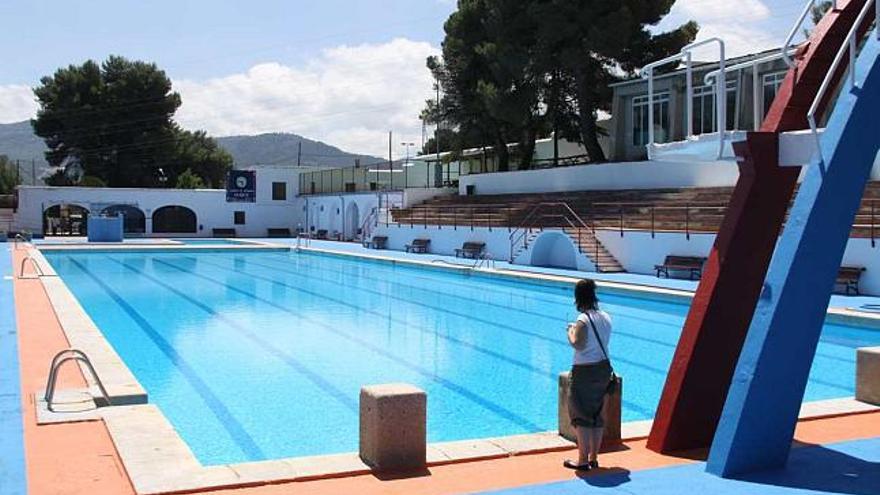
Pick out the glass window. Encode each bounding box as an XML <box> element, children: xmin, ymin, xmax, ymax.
<box><xmin>692</xmin><ymin>79</ymin><xmax>738</xmax><ymax>135</ymax></box>
<box><xmin>632</xmin><ymin>92</ymin><xmax>670</xmax><ymax>147</ymax></box>
<box><xmin>763</xmin><ymin>72</ymin><xmax>787</xmax><ymax>117</ymax></box>
<box><xmin>272</xmin><ymin>181</ymin><xmax>286</xmax><ymax>200</ymax></box>
<box><xmin>234</xmin><ymin>211</ymin><xmax>245</xmax><ymax>225</ymax></box>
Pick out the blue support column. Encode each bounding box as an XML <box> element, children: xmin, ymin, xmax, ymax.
<box><xmin>707</xmin><ymin>35</ymin><xmax>880</xmax><ymax>477</ymax></box>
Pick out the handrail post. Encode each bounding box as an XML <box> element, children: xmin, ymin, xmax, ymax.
<box><xmin>471</xmin><ymin>206</ymin><xmax>474</xmax><ymax>231</ymax></box>
<box><xmin>453</xmin><ymin>207</ymin><xmax>457</xmax><ymax>231</ymax></box>
<box><xmin>686</xmin><ymin>203</ymin><xmax>691</xmax><ymax>240</ymax></box>
<box><xmin>869</xmin><ymin>199</ymin><xmax>877</xmax><ymax>247</ymax></box>
<box><xmin>619</xmin><ymin>206</ymin><xmax>624</xmax><ymax>238</ymax></box>
<box><xmin>651</xmin><ymin>206</ymin><xmax>656</xmax><ymax>239</ymax></box>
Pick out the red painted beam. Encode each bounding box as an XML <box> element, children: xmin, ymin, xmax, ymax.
<box><xmin>646</xmin><ymin>0</ymin><xmax>868</xmax><ymax>454</ymax></box>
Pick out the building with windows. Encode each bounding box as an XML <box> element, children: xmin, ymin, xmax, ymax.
<box><xmin>607</xmin><ymin>48</ymin><xmax>789</xmax><ymax>161</ymax></box>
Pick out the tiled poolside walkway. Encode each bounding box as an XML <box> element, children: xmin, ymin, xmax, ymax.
<box><xmin>4</xmin><ymin>241</ymin><xmax>880</xmax><ymax>494</ymax></box>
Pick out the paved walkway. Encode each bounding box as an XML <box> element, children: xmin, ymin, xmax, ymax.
<box><xmin>478</xmin><ymin>436</ymin><xmax>880</xmax><ymax>495</ymax></box>
<box><xmin>0</xmin><ymin>245</ymin><xmax>25</xmax><ymax>495</ymax></box>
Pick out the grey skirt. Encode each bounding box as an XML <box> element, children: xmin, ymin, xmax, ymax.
<box><xmin>568</xmin><ymin>360</ymin><xmax>612</xmax><ymax>428</ymax></box>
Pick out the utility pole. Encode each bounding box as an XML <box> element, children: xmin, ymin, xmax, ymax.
<box><xmin>31</xmin><ymin>159</ymin><xmax>36</xmax><ymax>185</ymax></box>
<box><xmin>388</xmin><ymin>130</ymin><xmax>393</xmax><ymax>189</ymax></box>
<box><xmin>435</xmin><ymin>80</ymin><xmax>441</xmax><ymax>188</ymax></box>
<box><xmin>297</xmin><ymin>141</ymin><xmax>302</xmax><ymax>167</ymax></box>
<box><xmin>15</xmin><ymin>159</ymin><xmax>20</xmax><ymax>184</ymax></box>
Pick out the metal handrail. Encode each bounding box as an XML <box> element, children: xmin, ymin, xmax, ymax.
<box><xmin>19</xmin><ymin>256</ymin><xmax>44</xmax><ymax>279</ymax></box>
<box><xmin>639</xmin><ymin>37</ymin><xmax>726</xmax><ymax>159</ymax></box>
<box><xmin>508</xmin><ymin>202</ymin><xmax>598</xmax><ymax>264</ymax></box>
<box><xmin>807</xmin><ymin>0</ymin><xmax>877</xmax><ymax>163</ymax></box>
<box><xmin>783</xmin><ymin>0</ymin><xmax>840</xmax><ymax>67</ymax></box>
<box><xmin>44</xmin><ymin>349</ymin><xmax>112</xmax><ymax>412</ymax></box>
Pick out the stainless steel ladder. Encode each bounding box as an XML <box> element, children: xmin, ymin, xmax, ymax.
<box><xmin>19</xmin><ymin>256</ymin><xmax>44</xmax><ymax>279</ymax></box>
<box><xmin>44</xmin><ymin>349</ymin><xmax>112</xmax><ymax>412</ymax></box>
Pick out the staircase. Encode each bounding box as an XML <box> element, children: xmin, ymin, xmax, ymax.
<box><xmin>509</xmin><ymin>202</ymin><xmax>625</xmax><ymax>273</ymax></box>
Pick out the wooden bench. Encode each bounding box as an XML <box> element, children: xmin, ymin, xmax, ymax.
<box><xmin>455</xmin><ymin>241</ymin><xmax>486</xmax><ymax>259</ymax></box>
<box><xmin>655</xmin><ymin>255</ymin><xmax>706</xmax><ymax>280</ymax></box>
<box><xmin>363</xmin><ymin>235</ymin><xmax>388</xmax><ymax>250</ymax></box>
<box><xmin>837</xmin><ymin>266</ymin><xmax>866</xmax><ymax>295</ymax></box>
<box><xmin>315</xmin><ymin>229</ymin><xmax>329</xmax><ymax>240</ymax></box>
<box><xmin>405</xmin><ymin>238</ymin><xmax>430</xmax><ymax>254</ymax></box>
<box><xmin>267</xmin><ymin>228</ymin><xmax>292</xmax><ymax>238</ymax></box>
<box><xmin>212</xmin><ymin>228</ymin><xmax>237</xmax><ymax>238</ymax></box>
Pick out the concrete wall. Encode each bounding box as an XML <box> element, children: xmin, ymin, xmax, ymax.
<box><xmin>459</xmin><ymin>160</ymin><xmax>740</xmax><ymax>196</ymax></box>
<box><xmin>14</xmin><ymin>166</ymin><xmax>304</xmax><ymax>237</ymax></box>
<box><xmin>597</xmin><ymin>229</ymin><xmax>880</xmax><ymax>296</ymax></box>
<box><xmin>373</xmin><ymin>224</ymin><xmax>514</xmax><ymax>259</ymax></box>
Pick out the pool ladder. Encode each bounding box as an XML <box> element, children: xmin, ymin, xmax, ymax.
<box><xmin>44</xmin><ymin>349</ymin><xmax>112</xmax><ymax>412</ymax></box>
<box><xmin>18</xmin><ymin>256</ymin><xmax>44</xmax><ymax>279</ymax></box>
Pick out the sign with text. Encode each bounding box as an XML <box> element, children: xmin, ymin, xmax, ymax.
<box><xmin>226</xmin><ymin>170</ymin><xmax>256</xmax><ymax>202</ymax></box>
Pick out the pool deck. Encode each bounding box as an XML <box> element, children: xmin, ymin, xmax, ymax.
<box><xmin>4</xmin><ymin>240</ymin><xmax>880</xmax><ymax>495</ymax></box>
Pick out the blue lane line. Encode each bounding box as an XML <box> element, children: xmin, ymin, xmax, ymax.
<box><xmin>150</xmin><ymin>257</ymin><xmax>547</xmax><ymax>432</ymax></box>
<box><xmin>186</xmin><ymin>255</ymin><xmax>660</xmax><ymax>418</ymax></box>
<box><xmin>205</xmin><ymin>255</ymin><xmax>674</xmax><ymax>381</ymax></box>
<box><xmin>67</xmin><ymin>258</ymin><xmax>266</xmax><ymax>461</ymax></box>
<box><xmin>251</xmin><ymin>256</ymin><xmax>681</xmax><ymax>352</ymax></box>
<box><xmin>0</xmin><ymin>248</ymin><xmax>26</xmax><ymax>495</ymax></box>
<box><xmin>106</xmin><ymin>257</ymin><xmax>358</xmax><ymax>413</ymax></box>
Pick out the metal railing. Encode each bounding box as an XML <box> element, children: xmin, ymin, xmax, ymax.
<box><xmin>19</xmin><ymin>255</ymin><xmax>44</xmax><ymax>279</ymax></box>
<box><xmin>388</xmin><ymin>202</ymin><xmax>525</xmax><ymax>232</ymax></box>
<box><xmin>508</xmin><ymin>202</ymin><xmax>599</xmax><ymax>265</ymax></box>
<box><xmin>44</xmin><ymin>349</ymin><xmax>111</xmax><ymax>412</ymax></box>
<box><xmin>783</xmin><ymin>0</ymin><xmax>841</xmax><ymax>68</ymax></box>
<box><xmin>361</xmin><ymin>206</ymin><xmax>379</xmax><ymax>241</ymax></box>
<box><xmin>590</xmin><ymin>202</ymin><xmax>728</xmax><ymax>240</ymax></box>
<box><xmin>639</xmin><ymin>38</ymin><xmax>727</xmax><ymax>159</ymax></box>
<box><xmin>807</xmin><ymin>0</ymin><xmax>878</xmax><ymax>163</ymax></box>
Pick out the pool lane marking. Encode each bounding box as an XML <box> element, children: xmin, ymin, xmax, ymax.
<box><xmin>253</xmin><ymin>253</ymin><xmax>688</xmax><ymax>349</ymax></box>
<box><xmin>199</xmin><ymin>256</ymin><xmax>673</xmax><ymax>381</ymax></box>
<box><xmin>265</xmin><ymin>252</ymin><xmax>860</xmax><ymax>366</ymax></box>
<box><xmin>148</xmin><ymin>257</ymin><xmax>548</xmax><ymax>432</ymax></box>
<box><xmin>105</xmin><ymin>257</ymin><xmax>359</xmax><ymax>414</ymax></box>
<box><xmin>67</xmin><ymin>257</ymin><xmax>266</xmax><ymax>461</ymax></box>
<box><xmin>198</xmin><ymin>255</ymin><xmax>856</xmax><ymax>406</ymax></box>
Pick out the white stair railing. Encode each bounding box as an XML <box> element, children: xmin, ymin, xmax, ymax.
<box><xmin>807</xmin><ymin>0</ymin><xmax>878</xmax><ymax>163</ymax></box>
<box><xmin>639</xmin><ymin>38</ymin><xmax>727</xmax><ymax>159</ymax></box>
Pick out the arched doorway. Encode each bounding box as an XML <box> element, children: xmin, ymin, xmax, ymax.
<box><xmin>101</xmin><ymin>205</ymin><xmax>146</xmax><ymax>234</ymax></box>
<box><xmin>43</xmin><ymin>204</ymin><xmax>89</xmax><ymax>236</ymax></box>
<box><xmin>529</xmin><ymin>232</ymin><xmax>579</xmax><ymax>269</ymax></box>
<box><xmin>152</xmin><ymin>205</ymin><xmax>197</xmax><ymax>234</ymax></box>
<box><xmin>345</xmin><ymin>202</ymin><xmax>360</xmax><ymax>241</ymax></box>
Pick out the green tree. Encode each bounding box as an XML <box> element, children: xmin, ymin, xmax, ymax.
<box><xmin>429</xmin><ymin>0</ymin><xmax>697</xmax><ymax>164</ymax></box>
<box><xmin>0</xmin><ymin>156</ymin><xmax>21</xmax><ymax>194</ymax></box>
<box><xmin>32</xmin><ymin>56</ymin><xmax>232</xmax><ymax>187</ymax></box>
<box><xmin>175</xmin><ymin>168</ymin><xmax>205</xmax><ymax>189</ymax></box>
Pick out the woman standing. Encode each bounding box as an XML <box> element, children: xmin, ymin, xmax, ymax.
<box><xmin>563</xmin><ymin>279</ymin><xmax>613</xmax><ymax>471</ymax></box>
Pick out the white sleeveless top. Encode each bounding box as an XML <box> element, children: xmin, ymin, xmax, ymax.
<box><xmin>573</xmin><ymin>310</ymin><xmax>612</xmax><ymax>365</ymax></box>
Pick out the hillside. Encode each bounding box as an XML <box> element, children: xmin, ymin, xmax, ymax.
<box><xmin>0</xmin><ymin>121</ymin><xmax>383</xmax><ymax>185</ymax></box>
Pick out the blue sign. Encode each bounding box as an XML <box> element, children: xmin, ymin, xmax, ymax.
<box><xmin>226</xmin><ymin>170</ymin><xmax>256</xmax><ymax>202</ymax></box>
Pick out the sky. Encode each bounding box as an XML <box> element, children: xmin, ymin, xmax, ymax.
<box><xmin>0</xmin><ymin>0</ymin><xmax>814</xmax><ymax>159</ymax></box>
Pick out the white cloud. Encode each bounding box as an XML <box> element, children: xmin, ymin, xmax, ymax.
<box><xmin>662</xmin><ymin>0</ymin><xmax>778</xmax><ymax>59</ymax></box>
<box><xmin>175</xmin><ymin>38</ymin><xmax>439</xmax><ymax>159</ymax></box>
<box><xmin>676</xmin><ymin>0</ymin><xmax>770</xmax><ymax>22</ymax></box>
<box><xmin>0</xmin><ymin>84</ymin><xmax>37</xmax><ymax>123</ymax></box>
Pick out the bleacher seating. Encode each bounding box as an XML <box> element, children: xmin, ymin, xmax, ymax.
<box><xmin>390</xmin><ymin>182</ymin><xmax>880</xmax><ymax>238</ymax></box>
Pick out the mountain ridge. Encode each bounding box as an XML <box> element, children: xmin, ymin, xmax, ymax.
<box><xmin>0</xmin><ymin>120</ymin><xmax>383</xmax><ymax>185</ymax></box>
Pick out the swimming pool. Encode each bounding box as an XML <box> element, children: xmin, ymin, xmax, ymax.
<box><xmin>42</xmin><ymin>249</ymin><xmax>880</xmax><ymax>465</ymax></box>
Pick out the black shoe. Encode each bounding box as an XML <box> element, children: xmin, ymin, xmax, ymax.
<box><xmin>589</xmin><ymin>460</ymin><xmax>599</xmax><ymax>469</ymax></box>
<box><xmin>563</xmin><ymin>459</ymin><xmax>591</xmax><ymax>471</ymax></box>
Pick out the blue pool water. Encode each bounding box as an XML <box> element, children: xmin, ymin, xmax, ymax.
<box><xmin>43</xmin><ymin>250</ymin><xmax>880</xmax><ymax>465</ymax></box>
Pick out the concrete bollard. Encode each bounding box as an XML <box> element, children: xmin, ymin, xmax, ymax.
<box><xmin>359</xmin><ymin>383</ymin><xmax>426</xmax><ymax>471</ymax></box>
<box><xmin>856</xmin><ymin>346</ymin><xmax>880</xmax><ymax>406</ymax></box>
<box><xmin>558</xmin><ymin>372</ymin><xmax>623</xmax><ymax>448</ymax></box>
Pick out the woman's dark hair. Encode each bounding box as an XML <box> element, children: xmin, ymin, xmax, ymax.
<box><xmin>574</xmin><ymin>279</ymin><xmax>599</xmax><ymax>313</ymax></box>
